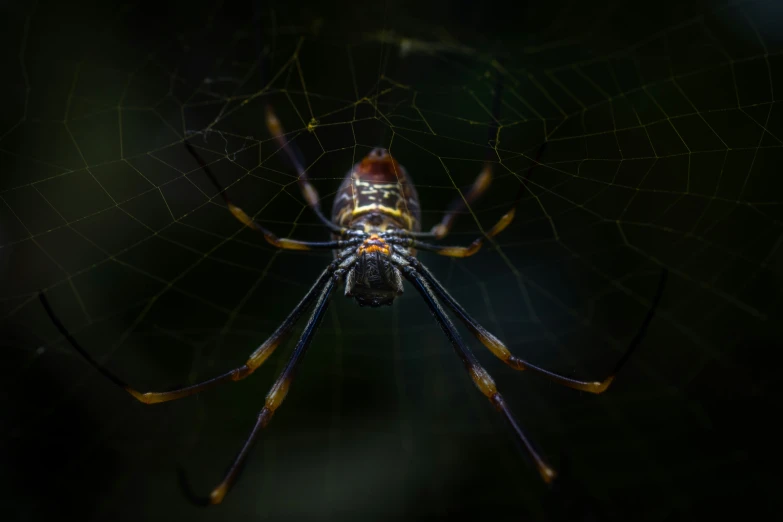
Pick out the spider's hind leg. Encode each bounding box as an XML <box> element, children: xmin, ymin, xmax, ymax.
<box><xmin>184</xmin><ymin>140</ymin><xmax>351</xmax><ymax>251</ymax></box>
<box><xmin>428</xmin><ymin>75</ymin><xmax>504</xmax><ymax>240</ymax></box>
<box><xmin>390</xmin><ymin>141</ymin><xmax>548</xmax><ymax>258</ymax></box>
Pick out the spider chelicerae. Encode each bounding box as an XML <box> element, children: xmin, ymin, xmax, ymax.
<box><xmin>40</xmin><ymin>91</ymin><xmax>667</xmax><ymax>505</ymax></box>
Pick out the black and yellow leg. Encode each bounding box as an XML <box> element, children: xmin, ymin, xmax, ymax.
<box><xmin>403</xmin><ymin>267</ymin><xmax>557</xmax><ymax>484</ymax></box>
<box><xmin>207</xmin><ymin>276</ymin><xmax>336</xmax><ymax>504</ymax></box>
<box><xmin>429</xmin><ymin>76</ymin><xmax>503</xmax><ymax>240</ymax></box>
<box><xmin>402</xmin><ymin>253</ymin><xmax>669</xmax><ymax>394</ymax></box>
<box><xmin>185</xmin><ymin>141</ymin><xmax>350</xmax><ymax>250</ymax></box>
<box><xmin>38</xmin><ymin>265</ymin><xmax>337</xmax><ymax>405</ymax></box>
<box><xmin>389</xmin><ymin>208</ymin><xmax>515</xmax><ymax>258</ymax></box>
<box><xmin>264</xmin><ymin>104</ymin><xmax>346</xmax><ymax>234</ymax></box>
<box><xmin>390</xmin><ymin>141</ymin><xmax>548</xmax><ymax>257</ymax></box>
<box><xmin>429</xmin><ymin>162</ymin><xmax>494</xmax><ymax>240</ymax></box>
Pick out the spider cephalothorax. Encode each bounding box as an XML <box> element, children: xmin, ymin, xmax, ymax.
<box><xmin>41</xmin><ymin>92</ymin><xmax>668</xmax><ymax>506</ymax></box>
<box><xmin>345</xmin><ymin>234</ymin><xmax>404</xmax><ymax>307</ymax></box>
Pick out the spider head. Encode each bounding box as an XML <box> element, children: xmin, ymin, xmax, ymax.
<box><xmin>345</xmin><ymin>235</ymin><xmax>404</xmax><ymax>307</ymax></box>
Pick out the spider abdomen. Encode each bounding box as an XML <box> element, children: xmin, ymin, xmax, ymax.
<box><xmin>331</xmin><ymin>147</ymin><xmax>421</xmax><ymax>233</ymax></box>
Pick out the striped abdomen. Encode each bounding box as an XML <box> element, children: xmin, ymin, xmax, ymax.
<box><xmin>331</xmin><ymin>148</ymin><xmax>421</xmax><ymax>232</ymax></box>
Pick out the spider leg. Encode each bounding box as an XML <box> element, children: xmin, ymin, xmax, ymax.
<box><xmin>253</xmin><ymin>14</ymin><xmax>344</xmax><ymax>236</ymax></box>
<box><xmin>397</xmin><ymin>248</ymin><xmax>669</xmax><ymax>394</ymax></box>
<box><xmin>388</xmin><ymin>142</ymin><xmax>548</xmax><ymax>257</ymax></box>
<box><xmin>264</xmin><ymin>104</ymin><xmax>346</xmax><ymax>234</ymax></box>
<box><xmin>185</xmin><ymin>140</ymin><xmax>355</xmax><ymax>250</ymax></box>
<box><xmin>207</xmin><ymin>275</ymin><xmax>337</xmax><ymax>505</ymax></box>
<box><xmin>428</xmin><ymin>162</ymin><xmax>492</xmax><ymax>240</ymax></box>
<box><xmin>38</xmin><ymin>256</ymin><xmax>353</xmax><ymax>405</ymax></box>
<box><xmin>428</xmin><ymin>77</ymin><xmax>503</xmax><ymax>240</ymax></box>
<box><xmin>400</xmin><ymin>264</ymin><xmax>556</xmax><ymax>484</ymax></box>
<box><xmin>388</xmin><ymin>208</ymin><xmax>514</xmax><ymax>258</ymax></box>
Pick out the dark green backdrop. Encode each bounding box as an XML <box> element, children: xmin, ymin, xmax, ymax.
<box><xmin>1</xmin><ymin>0</ymin><xmax>781</xmax><ymax>520</ymax></box>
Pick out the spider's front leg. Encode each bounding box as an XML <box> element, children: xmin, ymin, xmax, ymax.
<box><xmin>39</xmin><ymin>252</ymin><xmax>357</xmax><ymax>406</ymax></box>
<box><xmin>398</xmin><ymin>261</ymin><xmax>557</xmax><ymax>483</ymax></box>
<box><xmin>396</xmin><ymin>248</ymin><xmax>668</xmax><ymax>394</ymax></box>
<box><xmin>205</xmin><ymin>274</ymin><xmax>338</xmax><ymax>504</ymax></box>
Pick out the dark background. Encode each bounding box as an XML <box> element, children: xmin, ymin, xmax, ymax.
<box><xmin>1</xmin><ymin>0</ymin><xmax>781</xmax><ymax>520</ymax></box>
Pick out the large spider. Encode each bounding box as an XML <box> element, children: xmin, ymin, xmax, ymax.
<box><xmin>40</xmin><ymin>93</ymin><xmax>667</xmax><ymax>505</ymax></box>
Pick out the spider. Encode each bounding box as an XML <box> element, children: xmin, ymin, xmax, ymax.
<box><xmin>40</xmin><ymin>92</ymin><xmax>668</xmax><ymax>506</ymax></box>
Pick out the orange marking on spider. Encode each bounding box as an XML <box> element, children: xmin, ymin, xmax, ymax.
<box><xmin>357</xmin><ymin>234</ymin><xmax>391</xmax><ymax>256</ymax></box>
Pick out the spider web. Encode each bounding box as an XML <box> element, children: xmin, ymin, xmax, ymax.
<box><xmin>2</xmin><ymin>0</ymin><xmax>781</xmax><ymax>520</ymax></box>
